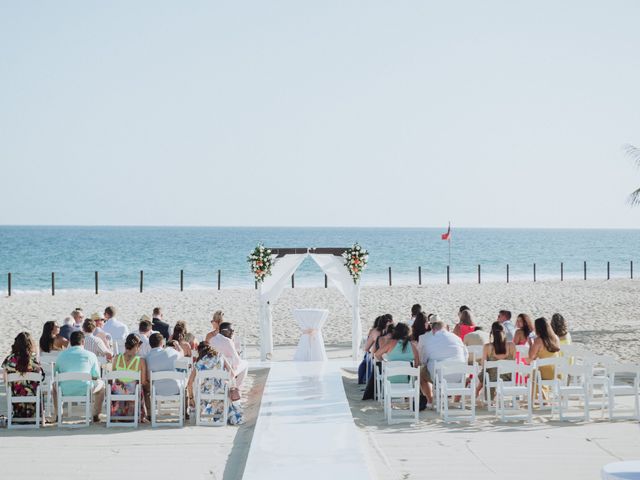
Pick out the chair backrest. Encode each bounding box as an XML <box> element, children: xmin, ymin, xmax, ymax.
<box><xmin>608</xmin><ymin>364</ymin><xmax>640</xmax><ymax>385</ymax></box>
<box><xmin>440</xmin><ymin>362</ymin><xmax>476</xmax><ymax>379</ymax></box>
<box><xmin>175</xmin><ymin>357</ymin><xmax>193</xmax><ymax>371</ymax></box>
<box><xmin>495</xmin><ymin>359</ymin><xmax>519</xmax><ymax>377</ymax></box>
<box><xmin>515</xmin><ymin>345</ymin><xmax>529</xmax><ymax>359</ymax></box>
<box><xmin>584</xmin><ymin>354</ymin><xmax>616</xmax><ymax>371</ymax></box>
<box><xmin>384</xmin><ymin>365</ymin><xmax>419</xmax><ymax>379</ymax></box>
<box><xmin>534</xmin><ymin>356</ymin><xmax>566</xmax><ymax>369</ymax></box>
<box><xmin>557</xmin><ymin>363</ymin><xmax>590</xmax><ymax>384</ymax></box>
<box><xmin>151</xmin><ymin>370</ymin><xmax>184</xmax><ymax>382</ymax></box>
<box><xmin>40</xmin><ymin>352</ymin><xmax>59</xmax><ymax>364</ymax></box>
<box><xmin>56</xmin><ymin>372</ymin><xmax>92</xmax><ymax>382</ymax></box>
<box><xmin>196</xmin><ymin>369</ymin><xmax>229</xmax><ymax>382</ymax></box>
<box><xmin>7</xmin><ymin>372</ymin><xmax>42</xmax><ymax>384</ymax></box>
<box><xmin>106</xmin><ymin>370</ymin><xmax>141</xmax><ymax>382</ymax></box>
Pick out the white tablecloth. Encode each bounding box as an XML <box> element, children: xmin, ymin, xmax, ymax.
<box><xmin>293</xmin><ymin>309</ymin><xmax>329</xmax><ymax>362</ymax></box>
<box><xmin>602</xmin><ymin>461</ymin><xmax>640</xmax><ymax>479</ymax></box>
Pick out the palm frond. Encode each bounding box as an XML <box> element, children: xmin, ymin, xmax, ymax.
<box><xmin>623</xmin><ymin>143</ymin><xmax>640</xmax><ymax>167</ymax></box>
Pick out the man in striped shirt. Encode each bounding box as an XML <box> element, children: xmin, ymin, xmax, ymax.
<box><xmin>82</xmin><ymin>318</ymin><xmax>113</xmax><ymax>362</ymax></box>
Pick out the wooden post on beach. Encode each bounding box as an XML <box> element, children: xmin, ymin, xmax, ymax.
<box><xmin>418</xmin><ymin>266</ymin><xmax>422</xmax><ymax>286</ymax></box>
<box><xmin>506</xmin><ymin>264</ymin><xmax>510</xmax><ymax>283</ymax></box>
<box><xmin>561</xmin><ymin>262</ymin><xmax>564</xmax><ymax>281</ymax></box>
<box><xmin>51</xmin><ymin>272</ymin><xmax>55</xmax><ymax>296</ymax></box>
<box><xmin>584</xmin><ymin>261</ymin><xmax>587</xmax><ymax>280</ymax></box>
<box><xmin>180</xmin><ymin>269</ymin><xmax>184</xmax><ymax>291</ymax></box>
<box><xmin>388</xmin><ymin>267</ymin><xmax>392</xmax><ymax>286</ymax></box>
<box><xmin>255</xmin><ymin>281</ymin><xmax>258</xmax><ymax>290</ymax></box>
<box><xmin>446</xmin><ymin>265</ymin><xmax>450</xmax><ymax>285</ymax></box>
<box><xmin>217</xmin><ymin>269</ymin><xmax>221</xmax><ymax>290</ymax></box>
<box><xmin>478</xmin><ymin>264</ymin><xmax>481</xmax><ymax>284</ymax></box>
<box><xmin>291</xmin><ymin>274</ymin><xmax>295</xmax><ymax>288</ymax></box>
<box><xmin>140</xmin><ymin>270</ymin><xmax>144</xmax><ymax>293</ymax></box>
<box><xmin>324</xmin><ymin>274</ymin><xmax>328</xmax><ymax>288</ymax></box>
<box><xmin>607</xmin><ymin>262</ymin><xmax>610</xmax><ymax>280</ymax></box>
<box><xmin>95</xmin><ymin>271</ymin><xmax>99</xmax><ymax>294</ymax></box>
<box><xmin>533</xmin><ymin>263</ymin><xmax>537</xmax><ymax>282</ymax></box>
<box><xmin>631</xmin><ymin>261</ymin><xmax>634</xmax><ymax>279</ymax></box>
<box><xmin>7</xmin><ymin>272</ymin><xmax>11</xmax><ymax>296</ymax></box>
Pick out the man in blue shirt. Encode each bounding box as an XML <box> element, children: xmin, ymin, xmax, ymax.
<box><xmin>54</xmin><ymin>331</ymin><xmax>105</xmax><ymax>423</ymax></box>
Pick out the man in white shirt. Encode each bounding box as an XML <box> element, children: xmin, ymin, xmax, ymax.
<box><xmin>145</xmin><ymin>333</ymin><xmax>181</xmax><ymax>414</ymax></box>
<box><xmin>135</xmin><ymin>317</ymin><xmax>152</xmax><ymax>358</ymax></box>
<box><xmin>102</xmin><ymin>306</ymin><xmax>129</xmax><ymax>353</ymax></box>
<box><xmin>209</xmin><ymin>322</ymin><xmax>248</xmax><ymax>388</ymax></box>
<box><xmin>498</xmin><ymin>310</ymin><xmax>516</xmax><ymax>342</ymax></box>
<box><xmin>82</xmin><ymin>318</ymin><xmax>112</xmax><ymax>362</ymax></box>
<box><xmin>71</xmin><ymin>308</ymin><xmax>85</xmax><ymax>331</ymax></box>
<box><xmin>417</xmin><ymin>320</ymin><xmax>468</xmax><ymax>406</ymax></box>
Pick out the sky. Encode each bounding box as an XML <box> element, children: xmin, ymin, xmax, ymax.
<box><xmin>0</xmin><ymin>1</ymin><xmax>639</xmax><ymax>228</ymax></box>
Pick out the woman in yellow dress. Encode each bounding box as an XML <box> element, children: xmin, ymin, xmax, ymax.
<box><xmin>528</xmin><ymin>317</ymin><xmax>561</xmax><ymax>401</ymax></box>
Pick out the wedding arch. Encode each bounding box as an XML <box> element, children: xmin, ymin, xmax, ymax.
<box><xmin>250</xmin><ymin>246</ymin><xmax>366</xmax><ymax>361</ymax></box>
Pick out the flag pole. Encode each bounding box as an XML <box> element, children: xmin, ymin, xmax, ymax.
<box><xmin>448</xmin><ymin>222</ymin><xmax>451</xmax><ymax>268</ymax></box>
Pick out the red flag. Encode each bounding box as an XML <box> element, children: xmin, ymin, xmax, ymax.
<box><xmin>441</xmin><ymin>223</ymin><xmax>451</xmax><ymax>241</ymax></box>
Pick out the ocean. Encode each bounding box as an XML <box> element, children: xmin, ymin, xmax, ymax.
<box><xmin>0</xmin><ymin>226</ymin><xmax>639</xmax><ymax>292</ymax></box>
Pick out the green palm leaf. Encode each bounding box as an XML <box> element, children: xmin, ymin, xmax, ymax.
<box><xmin>624</xmin><ymin>144</ymin><xmax>640</xmax><ymax>205</ymax></box>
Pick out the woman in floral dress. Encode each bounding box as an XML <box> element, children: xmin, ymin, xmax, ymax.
<box><xmin>187</xmin><ymin>341</ymin><xmax>243</xmax><ymax>425</ymax></box>
<box><xmin>2</xmin><ymin>332</ymin><xmax>43</xmax><ymax>420</ymax></box>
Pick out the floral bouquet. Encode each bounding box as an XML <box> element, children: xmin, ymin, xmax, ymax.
<box><xmin>343</xmin><ymin>243</ymin><xmax>368</xmax><ymax>283</ymax></box>
<box><xmin>248</xmin><ymin>244</ymin><xmax>273</xmax><ymax>283</ymax></box>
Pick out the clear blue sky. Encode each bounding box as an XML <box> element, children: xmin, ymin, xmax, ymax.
<box><xmin>1</xmin><ymin>1</ymin><xmax>639</xmax><ymax>228</ymax></box>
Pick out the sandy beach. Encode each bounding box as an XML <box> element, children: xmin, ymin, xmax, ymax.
<box><xmin>1</xmin><ymin>279</ymin><xmax>638</xmax><ymax>362</ymax></box>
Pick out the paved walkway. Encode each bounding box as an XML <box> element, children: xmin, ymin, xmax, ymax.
<box><xmin>242</xmin><ymin>361</ymin><xmax>373</xmax><ymax>480</ymax></box>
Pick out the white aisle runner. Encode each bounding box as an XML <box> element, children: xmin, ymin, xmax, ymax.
<box><xmin>242</xmin><ymin>361</ymin><xmax>373</xmax><ymax>480</ymax></box>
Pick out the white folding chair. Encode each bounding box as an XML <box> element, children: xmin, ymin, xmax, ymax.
<box><xmin>175</xmin><ymin>356</ymin><xmax>193</xmax><ymax>378</ymax></box>
<box><xmin>515</xmin><ymin>345</ymin><xmax>529</xmax><ymax>362</ymax></box>
<box><xmin>39</xmin><ymin>352</ymin><xmax>58</xmax><ymax>418</ymax></box>
<box><xmin>374</xmin><ymin>361</ymin><xmax>384</xmax><ymax>404</ymax></box>
<box><xmin>440</xmin><ymin>363</ymin><xmax>477</xmax><ymax>423</ymax></box>
<box><xmin>106</xmin><ymin>370</ymin><xmax>140</xmax><ymax>428</ymax></box>
<box><xmin>554</xmin><ymin>363</ymin><xmax>590</xmax><ymax>422</ymax></box>
<box><xmin>380</xmin><ymin>360</ymin><xmax>412</xmax><ymax>417</ymax></box>
<box><xmin>496</xmin><ymin>363</ymin><xmax>533</xmax><ymax>423</ymax></box>
<box><xmin>559</xmin><ymin>344</ymin><xmax>590</xmax><ymax>365</ymax></box>
<box><xmin>533</xmin><ymin>357</ymin><xmax>566</xmax><ymax>410</ymax></box>
<box><xmin>195</xmin><ymin>369</ymin><xmax>229</xmax><ymax>426</ymax></box>
<box><xmin>6</xmin><ymin>373</ymin><xmax>42</xmax><ymax>429</ymax></box>
<box><xmin>607</xmin><ymin>364</ymin><xmax>640</xmax><ymax>421</ymax></box>
<box><xmin>433</xmin><ymin>360</ymin><xmax>466</xmax><ymax>413</ymax></box>
<box><xmin>151</xmin><ymin>371</ymin><xmax>185</xmax><ymax>428</ymax></box>
<box><xmin>383</xmin><ymin>364</ymin><xmax>420</xmax><ymax>425</ymax></box>
<box><xmin>584</xmin><ymin>354</ymin><xmax>616</xmax><ymax>418</ymax></box>
<box><xmin>55</xmin><ymin>372</ymin><xmax>92</xmax><ymax>428</ymax></box>
<box><xmin>483</xmin><ymin>360</ymin><xmax>513</xmax><ymax>411</ymax></box>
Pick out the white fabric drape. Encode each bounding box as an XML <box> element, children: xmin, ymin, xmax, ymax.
<box><xmin>292</xmin><ymin>309</ymin><xmax>329</xmax><ymax>361</ymax></box>
<box><xmin>257</xmin><ymin>251</ymin><xmax>362</xmax><ymax>361</ymax></box>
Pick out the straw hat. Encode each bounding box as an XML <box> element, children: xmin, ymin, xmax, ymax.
<box><xmin>139</xmin><ymin>314</ymin><xmax>151</xmax><ymax>322</ymax></box>
<box><xmin>90</xmin><ymin>312</ymin><xmax>102</xmax><ymax>321</ymax></box>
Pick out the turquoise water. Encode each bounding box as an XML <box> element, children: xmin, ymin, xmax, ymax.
<box><xmin>0</xmin><ymin>226</ymin><xmax>639</xmax><ymax>292</ymax></box>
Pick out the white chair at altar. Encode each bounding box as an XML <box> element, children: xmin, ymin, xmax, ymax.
<box><xmin>293</xmin><ymin>309</ymin><xmax>328</xmax><ymax>362</ymax></box>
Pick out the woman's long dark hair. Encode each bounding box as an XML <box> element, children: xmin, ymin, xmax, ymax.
<box><xmin>550</xmin><ymin>313</ymin><xmax>568</xmax><ymax>338</ymax></box>
<box><xmin>459</xmin><ymin>310</ymin><xmax>475</xmax><ymax>326</ymax></box>
<box><xmin>517</xmin><ymin>313</ymin><xmax>533</xmax><ymax>338</ymax></box>
<box><xmin>377</xmin><ymin>314</ymin><xmax>393</xmax><ymax>334</ymax></box>
<box><xmin>535</xmin><ymin>317</ymin><xmax>560</xmax><ymax>353</ymax></box>
<box><xmin>12</xmin><ymin>332</ymin><xmax>35</xmax><ymax>373</ymax></box>
<box><xmin>411</xmin><ymin>312</ymin><xmax>428</xmax><ymax>342</ymax></box>
<box><xmin>490</xmin><ymin>321</ymin><xmax>507</xmax><ymax>355</ymax></box>
<box><xmin>172</xmin><ymin>322</ymin><xmax>186</xmax><ymax>343</ymax></box>
<box><xmin>391</xmin><ymin>323</ymin><xmax>411</xmax><ymax>352</ymax></box>
<box><xmin>196</xmin><ymin>341</ymin><xmax>219</xmax><ymax>361</ymax></box>
<box><xmin>39</xmin><ymin>321</ymin><xmax>56</xmax><ymax>353</ymax></box>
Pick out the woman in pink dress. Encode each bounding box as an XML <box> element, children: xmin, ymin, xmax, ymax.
<box><xmin>453</xmin><ymin>309</ymin><xmax>476</xmax><ymax>341</ymax></box>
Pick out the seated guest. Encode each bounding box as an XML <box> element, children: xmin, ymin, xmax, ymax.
<box><xmin>170</xmin><ymin>322</ymin><xmax>192</xmax><ymax>357</ymax></box>
<box><xmin>39</xmin><ymin>320</ymin><xmax>69</xmax><ymax>353</ymax></box>
<box><xmin>136</xmin><ymin>317</ymin><xmax>153</xmax><ymax>358</ymax></box>
<box><xmin>497</xmin><ymin>310</ymin><xmax>516</xmax><ymax>342</ymax></box>
<box><xmin>59</xmin><ymin>317</ymin><xmax>75</xmax><ymax>341</ymax></box>
<box><xmin>91</xmin><ymin>312</ymin><xmax>113</xmax><ymax>352</ymax></box>
<box><xmin>2</xmin><ymin>332</ymin><xmax>43</xmax><ymax>422</ymax></box>
<box><xmin>453</xmin><ymin>309</ymin><xmax>476</xmax><ymax>341</ymax></box>
<box><xmin>372</xmin><ymin>314</ymin><xmax>395</xmax><ymax>354</ymax></box>
<box><xmin>151</xmin><ymin>307</ymin><xmax>171</xmax><ymax>340</ymax></box>
<box><xmin>205</xmin><ymin>310</ymin><xmax>225</xmax><ymax>343</ymax></box>
<box><xmin>166</xmin><ymin>339</ymin><xmax>185</xmax><ymax>357</ymax></box>
<box><xmin>54</xmin><ymin>331</ymin><xmax>105</xmax><ymax>423</ymax></box>
<box><xmin>477</xmin><ymin>322</ymin><xmax>516</xmax><ymax>399</ymax></box>
<box><xmin>410</xmin><ymin>312</ymin><xmax>429</xmax><ymax>343</ymax></box>
<box><xmin>418</xmin><ymin>320</ymin><xmax>468</xmax><ymax>407</ymax></box>
<box><xmin>362</xmin><ymin>315</ymin><xmax>394</xmax><ymax>399</ymax></box>
<box><xmin>145</xmin><ymin>333</ymin><xmax>182</xmax><ymax>412</ymax></box>
<box><xmin>463</xmin><ymin>325</ymin><xmax>490</xmax><ymax>347</ymax></box>
<box><xmin>374</xmin><ymin>323</ymin><xmax>419</xmax><ymax>381</ymax></box>
<box><xmin>550</xmin><ymin>313</ymin><xmax>571</xmax><ymax>345</ymax></box>
<box><xmin>71</xmin><ymin>308</ymin><xmax>85</xmax><ymax>331</ymax></box>
<box><xmin>208</xmin><ymin>321</ymin><xmax>248</xmax><ymax>389</ymax></box>
<box><xmin>528</xmin><ymin>317</ymin><xmax>561</xmax><ymax>400</ymax></box>
<box><xmin>173</xmin><ymin>320</ymin><xmax>197</xmax><ymax>350</ymax></box>
<box><xmin>111</xmin><ymin>333</ymin><xmax>148</xmax><ymax>423</ymax></box>
<box><xmin>457</xmin><ymin>305</ymin><xmax>471</xmax><ymax>322</ymax></box>
<box><xmin>409</xmin><ymin>304</ymin><xmax>422</xmax><ymax>327</ymax></box>
<box><xmin>513</xmin><ymin>313</ymin><xmax>535</xmax><ymax>346</ymax></box>
<box><xmin>358</xmin><ymin>316</ymin><xmax>381</xmax><ymax>384</ymax></box>
<box><xmin>187</xmin><ymin>342</ymin><xmax>243</xmax><ymax>425</ymax></box>
<box><xmin>82</xmin><ymin>318</ymin><xmax>112</xmax><ymax>361</ymax></box>
<box><xmin>103</xmin><ymin>306</ymin><xmax>129</xmax><ymax>344</ymax></box>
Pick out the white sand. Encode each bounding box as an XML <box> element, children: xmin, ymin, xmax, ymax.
<box><xmin>1</xmin><ymin>279</ymin><xmax>638</xmax><ymax>361</ymax></box>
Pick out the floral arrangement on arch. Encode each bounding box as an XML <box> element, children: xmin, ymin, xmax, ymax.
<box><xmin>343</xmin><ymin>243</ymin><xmax>368</xmax><ymax>283</ymax></box>
<box><xmin>248</xmin><ymin>244</ymin><xmax>274</xmax><ymax>283</ymax></box>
